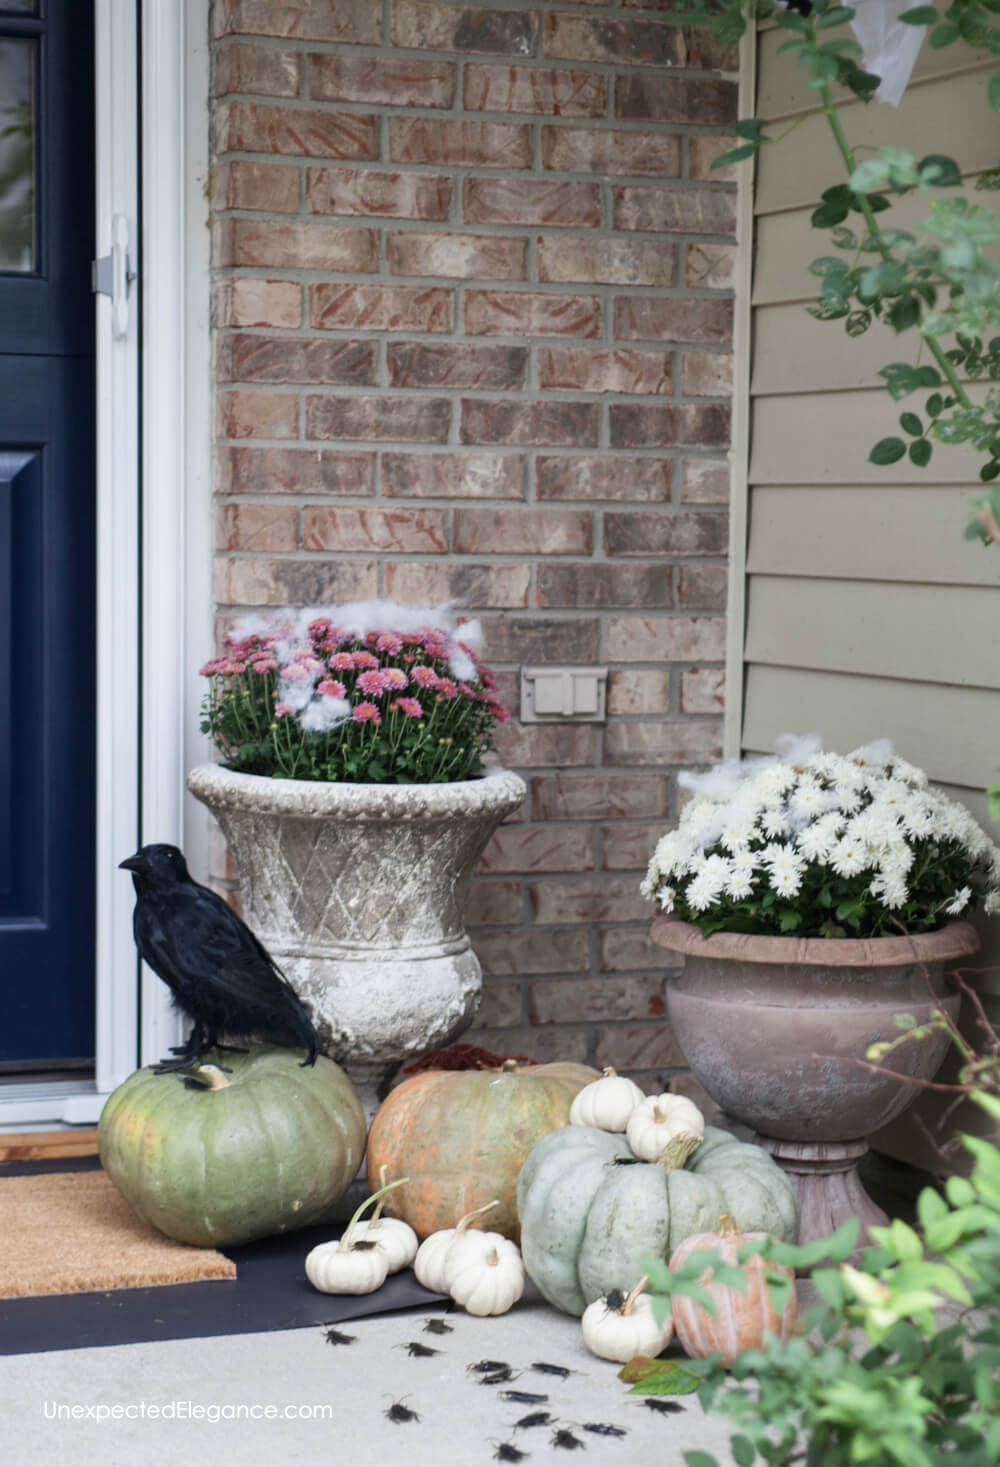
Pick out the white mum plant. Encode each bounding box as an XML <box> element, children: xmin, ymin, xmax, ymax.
<box><xmin>642</xmin><ymin>735</ymin><xmax>1000</xmax><ymax>940</ymax></box>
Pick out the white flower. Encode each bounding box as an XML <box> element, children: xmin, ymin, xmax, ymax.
<box><xmin>945</xmin><ymin>886</ymin><xmax>972</xmax><ymax>916</ymax></box>
<box><xmin>656</xmin><ymin>885</ymin><xmax>676</xmax><ymax>914</ymax></box>
<box><xmin>727</xmin><ymin>864</ymin><xmax>756</xmax><ymax>900</ymax></box>
<box><xmin>760</xmin><ymin>804</ymin><xmax>791</xmax><ymax>838</ymax></box>
<box><xmin>797</xmin><ymin>821</ymin><xmax>836</xmax><ymax>862</ymax></box>
<box><xmin>767</xmin><ymin>845</ymin><xmax>805</xmax><ymax>898</ymax></box>
<box><xmin>830</xmin><ymin>837</ymin><xmax>868</xmax><ymax>877</ymax></box>
<box><xmin>985</xmin><ymin>889</ymin><xmax>1000</xmax><ymax>917</ymax></box>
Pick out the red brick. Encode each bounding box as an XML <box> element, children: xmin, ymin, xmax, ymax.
<box><xmin>221</xmin><ymin>336</ymin><xmax>376</xmax><ymax>387</ymax></box>
<box><xmin>217</xmin><ymin>389</ymin><xmax>297</xmax><ymax>439</ymax></box>
<box><xmin>219</xmin><ymin>446</ymin><xmax>375</xmax><ymax>496</ymax></box>
<box><xmin>678</xmin><ymin>563</ymin><xmax>729</xmax><ymax>609</ymax></box>
<box><xmin>601</xmin><ymin>821</ymin><xmax>663</xmax><ymax>871</ymax></box>
<box><xmin>532</xmin><ymin>774</ymin><xmax>669</xmax><ymax>822</ymax></box>
<box><xmin>604</xmin><ymin>719</ymin><xmax>724</xmax><ymax>766</ymax></box>
<box><xmin>530</xmin><ymin>975</ymin><xmax>665</xmax><ymax>1024</ymax></box>
<box><xmin>310</xmin><ymin>283</ymin><xmax>452</xmax><ymax>333</ymax></box>
<box><xmin>213</xmin><ymin>556</ymin><xmax>377</xmax><ymax>607</ymax></box>
<box><xmin>594</xmin><ymin>1021</ymin><xmax>687</xmax><ymax>1072</ymax></box>
<box><xmin>495</xmin><ymin>723</ymin><xmax>597</xmax><ymax>768</ymax></box>
<box><xmin>537</xmin><ymin>348</ymin><xmax>672</xmax><ymax>395</ymax></box>
<box><xmin>613</xmin><ymin>184</ymin><xmax>736</xmax><ymax>236</ymax></box>
<box><xmin>214</xmin><ymin>161</ymin><xmax>300</xmax><ymax>214</ymax></box>
<box><xmin>616</xmin><ymin>75</ymin><xmax>737</xmax><ymax>127</ymax></box>
<box><xmin>305</xmin><ymin>395</ymin><xmax>451</xmax><ymax>443</ymax></box>
<box><xmin>476</xmin><ymin>979</ymin><xmax>523</xmax><ymax>1027</ymax></box>
<box><xmin>600</xmin><ymin>924</ymin><xmax>682</xmax><ymax>975</ymax></box>
<box><xmin>388</xmin><ymin>342</ymin><xmax>527</xmax><ymax>391</ymax></box>
<box><xmin>464</xmin><ymin>64</ymin><xmax>605</xmax><ymax>116</ymax></box>
<box><xmin>387</xmin><ymin>231</ymin><xmax>527</xmax><ymax>280</ymax></box>
<box><xmin>214</xmin><ymin>43</ymin><xmax>301</xmax><ymax>97</ymax></box>
<box><xmin>606</xmin><ymin>615</ymin><xmax>726</xmax><ymax>662</ymax></box>
<box><xmin>543</xmin><ymin>128</ymin><xmax>680</xmax><ymax>178</ymax></box>
<box><xmin>307</xmin><ymin>168</ymin><xmax>452</xmax><ymax>219</ymax></box>
<box><xmin>536</xmin><ymin>562</ymin><xmax>672</xmax><ymax>608</ymax></box>
<box><xmin>610</xmin><ymin>403</ymin><xmax>731</xmax><ymax>450</ymax></box>
<box><xmin>607</xmin><ymin>668</ymin><xmax>671</xmax><ymax>715</ymax></box>
<box><xmin>392</xmin><ymin>2</ymin><xmax>537</xmax><ymax>54</ymax></box>
<box><xmin>215</xmin><ymin>101</ymin><xmax>378</xmax><ymax>159</ymax></box>
<box><xmin>537</xmin><ymin>238</ymin><xmax>675</xmax><ymax>287</ymax></box>
<box><xmin>464</xmin><ymin>177</ymin><xmax>600</xmax><ymax>227</ymax></box>
<box><xmin>215</xmin><ymin>218</ymin><xmax>377</xmax><ymax>271</ymax></box>
<box><xmin>215</xmin><ymin>278</ymin><xmax>302</xmax><ymax>328</ymax></box>
<box><xmin>686</xmin><ymin>242</ymin><xmax>737</xmax><ymax>290</ymax></box>
<box><xmin>543</xmin><ymin>12</ymin><xmax>684</xmax><ymax>66</ymax></box>
<box><xmin>465</xmin><ymin>878</ymin><xmax>524</xmax><ymax>926</ymax></box>
<box><xmin>614</xmin><ymin>297</ymin><xmax>734</xmax><ymax>344</ymax></box>
<box><xmin>530</xmin><ymin>877</ymin><xmax>649</xmax><ymax>924</ymax></box>
<box><xmin>462</xmin><ymin>399</ymin><xmax>599</xmax><ymax>449</ymax></box>
<box><xmin>682</xmin><ymin>351</ymin><xmax>733</xmax><ymax>397</ymax></box>
<box><xmin>302</xmin><ymin>506</ymin><xmax>448</xmax><ymax>553</ymax></box>
<box><xmin>680</xmin><ymin>26</ymin><xmax>741</xmax><ymax>69</ymax></box>
<box><xmin>385</xmin><ymin>561</ymin><xmax>531</xmax><ymax>608</ymax></box>
<box><xmin>689</xmin><ymin>134</ymin><xmax>739</xmax><ymax>182</ymax></box>
<box><xmin>479</xmin><ymin>824</ymin><xmax>593</xmax><ymax>875</ymax></box>
<box><xmin>483</xmin><ymin>616</ymin><xmax>600</xmax><ymax>666</ymax></box>
<box><xmin>454</xmin><ymin>507</ymin><xmax>591</xmax><ymax>555</ymax></box>
<box><xmin>390</xmin><ymin>118</ymin><xmax>532</xmax><ymax>168</ymax></box>
<box><xmin>465</xmin><ymin>291</ymin><xmax>601</xmax><ymax>338</ymax></box>
<box><xmin>605</xmin><ymin>509</ymin><xmax>728</xmax><ymax>555</ymax></box>
<box><xmin>681</xmin><ymin>667</ymin><xmax>726</xmax><ymax>714</ymax></box>
<box><xmin>307</xmin><ymin>53</ymin><xmax>455</xmax><ymax>107</ymax></box>
<box><xmin>214</xmin><ymin>0</ymin><xmax>380</xmax><ymax>43</ymax></box>
<box><xmin>476</xmin><ymin>928</ymin><xmax>591</xmax><ymax>979</ymax></box>
<box><xmin>382</xmin><ymin>452</ymin><xmax>524</xmax><ymax>500</ymax></box>
<box><xmin>536</xmin><ymin>455</ymin><xmax>671</xmax><ymax>502</ymax></box>
<box><xmin>216</xmin><ymin>503</ymin><xmax>298</xmax><ymax>552</ymax></box>
<box><xmin>682</xmin><ymin>459</ymin><xmax>729</xmax><ymax>503</ymax></box>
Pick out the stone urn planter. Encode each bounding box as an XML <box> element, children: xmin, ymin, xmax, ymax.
<box><xmin>651</xmin><ymin>913</ymin><xmax>980</xmax><ymax>1246</ymax></box>
<box><xmin>187</xmin><ymin>761</ymin><xmax>526</xmax><ymax>1120</ymax></box>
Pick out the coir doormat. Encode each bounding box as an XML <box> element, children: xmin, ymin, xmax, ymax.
<box><xmin>0</xmin><ymin>1157</ymin><xmax>446</xmax><ymax>1356</ymax></box>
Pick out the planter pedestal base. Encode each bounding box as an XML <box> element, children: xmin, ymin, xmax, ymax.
<box><xmin>756</xmin><ymin>1137</ymin><xmax>888</xmax><ymax>1259</ymax></box>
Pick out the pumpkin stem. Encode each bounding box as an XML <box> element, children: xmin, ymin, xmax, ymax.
<box><xmin>656</xmin><ymin>1131</ymin><xmax>703</xmax><ymax>1174</ymax></box>
<box><xmin>193</xmin><ymin>1064</ymin><xmax>232</xmax><ymax>1091</ymax></box>
<box><xmin>717</xmin><ymin>1214</ymin><xmax>741</xmax><ymax>1239</ymax></box>
<box><xmin>455</xmin><ymin>1199</ymin><xmax>501</xmax><ymax>1233</ymax></box>
<box><xmin>339</xmin><ymin>1176</ymin><xmax>409</xmax><ymax>1252</ymax></box>
<box><xmin>499</xmin><ymin>1059</ymin><xmax>520</xmax><ymax>1074</ymax></box>
<box><xmin>485</xmin><ymin>1246</ymin><xmax>500</xmax><ymax>1268</ymax></box>
<box><xmin>622</xmin><ymin>1275</ymin><xmax>649</xmax><ymax>1315</ymax></box>
<box><xmin>601</xmin><ymin>1067</ymin><xmax>619</xmax><ymax>1078</ymax></box>
<box><xmin>369</xmin><ymin>1164</ymin><xmax>390</xmax><ymax>1226</ymax></box>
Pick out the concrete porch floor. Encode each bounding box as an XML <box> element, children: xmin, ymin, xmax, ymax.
<box><xmin>1</xmin><ymin>1280</ymin><xmax>761</xmax><ymax>1467</ymax></box>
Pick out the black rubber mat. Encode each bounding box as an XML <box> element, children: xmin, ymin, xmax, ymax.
<box><xmin>0</xmin><ymin>1156</ymin><xmax>448</xmax><ymax>1356</ymax></box>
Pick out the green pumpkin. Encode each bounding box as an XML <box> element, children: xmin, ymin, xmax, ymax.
<box><xmin>98</xmin><ymin>1046</ymin><xmax>366</xmax><ymax>1247</ymax></box>
<box><xmin>516</xmin><ymin>1124</ymin><xmax>800</xmax><ymax>1316</ymax></box>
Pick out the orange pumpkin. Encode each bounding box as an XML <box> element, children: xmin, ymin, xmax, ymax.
<box><xmin>669</xmin><ymin>1215</ymin><xmax>797</xmax><ymax>1368</ymax></box>
<box><xmin>366</xmin><ymin>1058</ymin><xmax>599</xmax><ymax>1241</ymax></box>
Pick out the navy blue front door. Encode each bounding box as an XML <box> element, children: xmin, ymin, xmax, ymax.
<box><xmin>0</xmin><ymin>1</ymin><xmax>96</xmax><ymax>1068</ymax></box>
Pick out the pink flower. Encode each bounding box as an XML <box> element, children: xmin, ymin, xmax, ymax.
<box><xmin>383</xmin><ymin>667</ymin><xmax>407</xmax><ymax>690</ymax></box>
<box><xmin>486</xmin><ymin>698</ymin><xmax>510</xmax><ymax>723</ymax></box>
<box><xmin>250</xmin><ymin>658</ymin><xmax>277</xmax><ymax>674</ymax></box>
<box><xmin>457</xmin><ymin>682</ymin><xmax>476</xmax><ymax>699</ymax></box>
<box><xmin>274</xmin><ymin>702</ymin><xmax>296</xmax><ymax>717</ymax></box>
<box><xmin>357</xmin><ymin>669</ymin><xmax>391</xmax><ymax>696</ymax></box>
<box><xmin>411</xmin><ymin>665</ymin><xmax>439</xmax><ymax>688</ymax></box>
<box><xmin>352</xmin><ymin>701</ymin><xmax>381</xmax><ymax>725</ymax></box>
<box><xmin>200</xmin><ymin>658</ymin><xmax>227</xmax><ymax>676</ymax></box>
<box><xmin>280</xmin><ymin>663</ymin><xmax>312</xmax><ymax>683</ymax></box>
<box><xmin>397</xmin><ymin>697</ymin><xmax>423</xmax><ymax>719</ymax></box>
<box><xmin>329</xmin><ymin>652</ymin><xmax>355</xmax><ymax>671</ymax></box>
<box><xmin>353</xmin><ymin>650</ymin><xmax>379</xmax><ymax>670</ymax></box>
<box><xmin>376</xmin><ymin>633</ymin><xmax>402</xmax><ymax>655</ymax></box>
<box><xmin>317</xmin><ymin>678</ymin><xmax>347</xmax><ymax>700</ymax></box>
<box><xmin>424</xmin><ymin>642</ymin><xmax>448</xmax><ymax>661</ymax></box>
<box><xmin>437</xmin><ymin>678</ymin><xmax>458</xmax><ymax>699</ymax></box>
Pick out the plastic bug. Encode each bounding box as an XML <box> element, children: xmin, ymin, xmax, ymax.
<box><xmin>514</xmin><ymin>1411</ymin><xmax>554</xmax><ymax>1430</ymax></box>
<box><xmin>384</xmin><ymin>1398</ymin><xmax>420</xmax><ymax>1424</ymax></box>
<box><xmin>607</xmin><ymin>1158</ymin><xmax>640</xmax><ymax>1167</ymax></box>
<box><xmin>398</xmin><ymin>1341</ymin><xmax>440</xmax><ymax>1358</ymax></box>
<box><xmin>531</xmin><ymin>1362</ymin><xmax>574</xmax><ymax>1379</ymax></box>
<box><xmin>492</xmin><ymin>1444</ymin><xmax>529</xmax><ymax>1463</ymax></box>
<box><xmin>583</xmin><ymin>1423</ymin><xmax>628</xmax><ymax>1438</ymax></box>
<box><xmin>321</xmin><ymin>1326</ymin><xmax>356</xmax><ymax>1346</ymax></box>
<box><xmin>481</xmin><ymin>1367</ymin><xmax>519</xmax><ymax>1385</ymax></box>
<box><xmin>500</xmin><ymin>1390</ymin><xmax>548</xmax><ymax>1405</ymax></box>
<box><xmin>641</xmin><ymin>1398</ymin><xmax>684</xmax><ymax>1415</ymax></box>
<box><xmin>551</xmin><ymin>1428</ymin><xmax>586</xmax><ymax>1450</ymax></box>
<box><xmin>468</xmin><ymin>1359</ymin><xmax>511</xmax><ymax>1375</ymax></box>
<box><xmin>423</xmin><ymin>1318</ymin><xmax>453</xmax><ymax>1335</ymax></box>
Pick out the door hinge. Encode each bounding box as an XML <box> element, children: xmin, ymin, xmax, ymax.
<box><xmin>92</xmin><ymin>213</ymin><xmax>136</xmax><ymax>340</ymax></box>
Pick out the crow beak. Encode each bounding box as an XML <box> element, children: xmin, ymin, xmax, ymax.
<box><xmin>119</xmin><ymin>853</ymin><xmax>146</xmax><ymax>873</ymax></box>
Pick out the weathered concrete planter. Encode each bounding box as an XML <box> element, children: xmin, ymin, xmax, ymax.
<box><xmin>187</xmin><ymin>762</ymin><xmax>526</xmax><ymax>1120</ymax></box>
<box><xmin>651</xmin><ymin>914</ymin><xmax>980</xmax><ymax>1246</ymax></box>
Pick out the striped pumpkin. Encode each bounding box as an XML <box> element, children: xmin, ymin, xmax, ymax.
<box><xmin>669</xmin><ymin>1215</ymin><xmax>797</xmax><ymax>1368</ymax></box>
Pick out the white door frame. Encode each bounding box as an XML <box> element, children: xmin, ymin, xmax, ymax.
<box><xmin>0</xmin><ymin>0</ymin><xmax>212</xmax><ymax>1129</ymax></box>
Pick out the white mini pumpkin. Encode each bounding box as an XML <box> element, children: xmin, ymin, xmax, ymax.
<box><xmin>445</xmin><ymin>1230</ymin><xmax>525</xmax><ymax>1317</ymax></box>
<box><xmin>581</xmin><ymin>1276</ymin><xmax>674</xmax><ymax>1362</ymax></box>
<box><xmin>626</xmin><ymin>1093</ymin><xmax>705</xmax><ymax>1163</ymax></box>
<box><xmin>569</xmin><ymin>1067</ymin><xmax>646</xmax><ymax>1132</ymax></box>
<box><xmin>351</xmin><ymin>1165</ymin><xmax>419</xmax><ymax>1272</ymax></box>
<box><xmin>413</xmin><ymin>1199</ymin><xmax>500</xmax><ymax>1294</ymax></box>
<box><xmin>304</xmin><ymin>1176</ymin><xmax>406</xmax><ymax>1296</ymax></box>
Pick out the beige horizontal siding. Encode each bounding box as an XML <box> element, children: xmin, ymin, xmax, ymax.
<box><xmin>744</xmin><ymin>576</ymin><xmax>1000</xmax><ymax>688</ymax></box>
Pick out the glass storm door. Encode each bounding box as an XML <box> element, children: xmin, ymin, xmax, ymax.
<box><xmin>0</xmin><ymin>0</ymin><xmax>97</xmax><ymax>1071</ymax></box>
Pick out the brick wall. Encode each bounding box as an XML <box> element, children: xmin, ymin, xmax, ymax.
<box><xmin>209</xmin><ymin>0</ymin><xmax>736</xmax><ymax>1097</ymax></box>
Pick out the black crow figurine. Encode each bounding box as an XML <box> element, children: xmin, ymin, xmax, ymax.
<box><xmin>119</xmin><ymin>843</ymin><xmax>319</xmax><ymax>1072</ymax></box>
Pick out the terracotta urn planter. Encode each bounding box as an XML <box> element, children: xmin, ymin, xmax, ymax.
<box><xmin>651</xmin><ymin>913</ymin><xmax>980</xmax><ymax>1246</ymax></box>
<box><xmin>187</xmin><ymin>762</ymin><xmax>526</xmax><ymax>1120</ymax></box>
